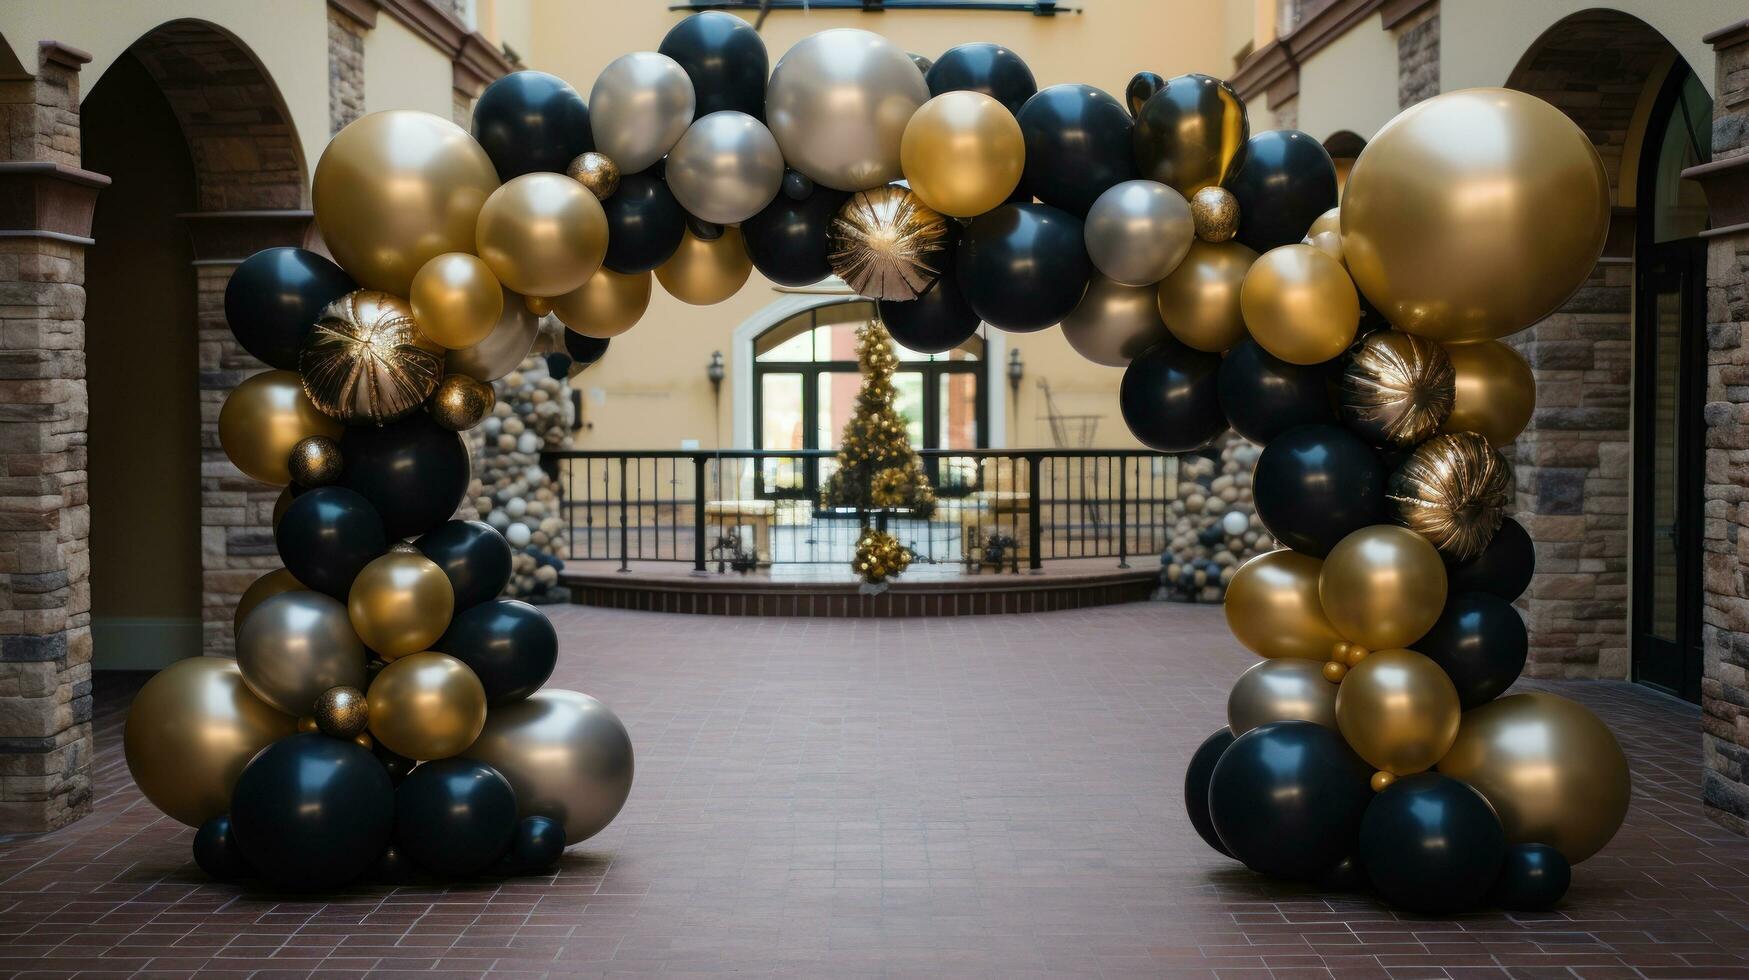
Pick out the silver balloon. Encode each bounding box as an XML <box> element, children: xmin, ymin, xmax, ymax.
<box><xmin>463</xmin><ymin>688</ymin><xmax>634</xmax><ymax>844</ymax></box>
<box><xmin>589</xmin><ymin>52</ymin><xmax>696</xmax><ymax>175</ymax></box>
<box><xmin>445</xmin><ymin>287</ymin><xmax>539</xmax><ymax>382</ymax></box>
<box><xmin>1085</xmin><ymin>179</ymin><xmax>1194</xmax><ymax>286</ymax></box>
<box><xmin>236</xmin><ymin>590</ymin><xmax>369</xmax><ymax>717</ymax></box>
<box><xmin>1227</xmin><ymin>659</ymin><xmax>1338</xmax><ymax>736</ymax></box>
<box><xmin>766</xmin><ymin>29</ymin><xmax>931</xmax><ymax>192</ymax></box>
<box><xmin>1061</xmin><ymin>274</ymin><xmax>1173</xmax><ymax>367</ymax></box>
<box><xmin>664</xmin><ymin>110</ymin><xmax>785</xmax><ymax>226</ymax></box>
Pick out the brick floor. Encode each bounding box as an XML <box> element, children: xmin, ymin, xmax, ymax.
<box><xmin>2</xmin><ymin>601</ymin><xmax>1747</xmax><ymax>978</ymax></box>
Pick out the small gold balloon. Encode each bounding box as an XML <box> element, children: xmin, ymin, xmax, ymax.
<box><xmin>1345</xmin><ymin>644</ymin><xmax>1371</xmax><ymax>668</ymax></box>
<box><xmin>567</xmin><ymin>151</ymin><xmax>621</xmax><ymax>200</ymax></box>
<box><xmin>1322</xmin><ymin>661</ymin><xmax>1348</xmax><ymax>683</ymax></box>
<box><xmin>410</xmin><ymin>252</ymin><xmax>504</xmax><ymax>350</ymax></box>
<box><xmin>1335</xmin><ymin>648</ymin><xmax>1461</xmax><ymax>775</ymax></box>
<box><xmin>656</xmin><ymin>224</ymin><xmax>752</xmax><ymax>306</ymax></box>
<box><xmin>828</xmin><ymin>185</ymin><xmax>950</xmax><ymax>301</ymax></box>
<box><xmin>297</xmin><ymin>715</ymin><xmax>319</xmax><ymax>734</ymax></box>
<box><xmin>476</xmin><ymin>172</ymin><xmax>609</xmax><ymax>299</ymax></box>
<box><xmin>1240</xmin><ymin>244</ymin><xmax>1360</xmax><ymax>365</ymax></box>
<box><xmin>348</xmin><ymin>552</ymin><xmax>455</xmax><ymax>660</ymax></box>
<box><xmin>1304</xmin><ymin>229</ymin><xmax>1344</xmax><ymax>263</ymax></box>
<box><xmin>1339</xmin><ymin>330</ymin><xmax>1455</xmax><ymax>447</ymax></box>
<box><xmin>1442</xmin><ymin>340</ymin><xmax>1536</xmax><ymax>447</ymax></box>
<box><xmin>287</xmin><ymin>435</ymin><xmax>343</xmax><ymax>488</ymax></box>
<box><xmin>1370</xmin><ymin>771</ymin><xmax>1397</xmax><ymax>793</ymax></box>
<box><xmin>427</xmin><ymin>373</ymin><xmax>495</xmax><ymax>431</ymax></box>
<box><xmin>1189</xmin><ymin>186</ymin><xmax>1239</xmax><ymax>242</ymax></box>
<box><xmin>1318</xmin><ymin>525</ymin><xmax>1447</xmax><ymax>651</ymax></box>
<box><xmin>1155</xmin><ymin>239</ymin><xmax>1256</xmax><ymax>353</ymax></box>
<box><xmin>301</xmin><ymin>290</ymin><xmax>445</xmax><ymax>425</ymax></box>
<box><xmin>1226</xmin><ymin>658</ymin><xmax>1338</xmax><ymax>736</ymax></box>
<box><xmin>1387</xmin><ymin>432</ymin><xmax>1513</xmax><ymax>563</ymax></box>
<box><xmin>899</xmin><ymin>91</ymin><xmax>1025</xmax><ymax>218</ymax></box>
<box><xmin>525</xmin><ymin>294</ymin><xmax>554</xmax><ymax>317</ymax></box>
<box><xmin>314</xmin><ymin>685</ymin><xmax>369</xmax><ymax>739</ymax></box>
<box><xmin>1306</xmin><ymin>207</ymin><xmax>1340</xmax><ymax>240</ymax></box>
<box><xmin>367</xmin><ymin>651</ymin><xmax>487</xmax><ymax>760</ymax></box>
<box><xmin>1223</xmin><ymin>550</ymin><xmax>1345</xmax><ymax>661</ymax></box>
<box><xmin>234</xmin><ymin>567</ymin><xmax>303</xmax><ymax>637</ymax></box>
<box><xmin>552</xmin><ymin>268</ymin><xmax>652</xmax><ymax>339</ymax></box>
<box><xmin>354</xmin><ymin>732</ymin><xmax>374</xmax><ymax>750</ymax></box>
<box><xmin>218</xmin><ymin>370</ymin><xmax>345</xmax><ymax>486</ymax></box>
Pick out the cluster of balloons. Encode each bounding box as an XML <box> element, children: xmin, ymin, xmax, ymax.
<box><xmin>1184</xmin><ymin>86</ymin><xmax>1628</xmax><ymax>914</ymax></box>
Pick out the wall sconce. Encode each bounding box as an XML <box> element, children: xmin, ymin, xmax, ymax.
<box><xmin>1006</xmin><ymin>347</ymin><xmax>1024</xmax><ymax>398</ymax></box>
<box><xmin>707</xmin><ymin>350</ymin><xmax>725</xmax><ymax>395</ymax></box>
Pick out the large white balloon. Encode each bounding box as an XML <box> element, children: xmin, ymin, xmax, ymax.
<box><xmin>664</xmin><ymin>111</ymin><xmax>785</xmax><ymax>226</ymax></box>
<box><xmin>1061</xmin><ymin>274</ymin><xmax>1173</xmax><ymax>367</ymax></box>
<box><xmin>765</xmin><ymin>29</ymin><xmax>931</xmax><ymax>192</ymax></box>
<box><xmin>463</xmin><ymin>689</ymin><xmax>635</xmax><ymax>844</ymax></box>
<box><xmin>588</xmin><ymin>52</ymin><xmax>696</xmax><ymax>174</ymax></box>
<box><xmin>1084</xmin><ymin>179</ymin><xmax>1195</xmax><ymax>286</ymax></box>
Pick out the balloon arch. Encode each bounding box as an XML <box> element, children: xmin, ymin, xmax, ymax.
<box><xmin>124</xmin><ymin>12</ymin><xmax>1626</xmax><ymax>910</ymax></box>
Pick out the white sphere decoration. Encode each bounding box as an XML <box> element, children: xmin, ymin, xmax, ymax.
<box><xmin>506</xmin><ymin>522</ymin><xmax>533</xmax><ymax>547</ymax></box>
<box><xmin>486</xmin><ymin>509</ymin><xmax>511</xmax><ymax>531</ymax></box>
<box><xmin>1222</xmin><ymin>511</ymin><xmax>1248</xmax><ymax>536</ymax></box>
<box><xmin>482</xmin><ymin>416</ymin><xmax>503</xmax><ymax>437</ymax></box>
<box><xmin>506</xmin><ymin>496</ymin><xmax>529</xmax><ymax>518</ymax></box>
<box><xmin>517</xmin><ymin>432</ymin><xmax>541</xmax><ymax>454</ymax></box>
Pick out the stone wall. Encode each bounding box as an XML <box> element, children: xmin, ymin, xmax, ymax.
<box><xmin>1396</xmin><ymin>9</ymin><xmax>1439</xmax><ymax>108</ymax></box>
<box><xmin>328</xmin><ymin>5</ymin><xmax>367</xmax><ymax>136</ymax></box>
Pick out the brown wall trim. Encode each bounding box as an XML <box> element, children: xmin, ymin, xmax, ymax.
<box><xmin>0</xmin><ymin>161</ymin><xmax>111</xmax><ymax>246</ymax></box>
<box><xmin>326</xmin><ymin>0</ymin><xmax>516</xmax><ymax>97</ymax></box>
<box><xmin>1701</xmin><ymin>18</ymin><xmax>1749</xmax><ymax>49</ymax></box>
<box><xmin>1684</xmin><ymin>155</ymin><xmax>1749</xmax><ymax>232</ymax></box>
<box><xmin>178</xmin><ymin>209</ymin><xmax>316</xmax><ymax>265</ymax></box>
<box><xmin>1232</xmin><ymin>0</ymin><xmax>1430</xmax><ymax>109</ymax></box>
<box><xmin>1379</xmin><ymin>0</ymin><xmax>1436</xmax><ymax>31</ymax></box>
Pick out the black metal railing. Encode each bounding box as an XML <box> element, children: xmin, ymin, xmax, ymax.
<box><xmin>541</xmin><ymin>449</ymin><xmax>1182</xmax><ymax>573</ymax></box>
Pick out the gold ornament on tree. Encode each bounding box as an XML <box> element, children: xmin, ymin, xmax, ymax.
<box><xmin>828</xmin><ymin>185</ymin><xmax>949</xmax><ymax>301</ymax></box>
<box><xmin>1339</xmin><ymin>330</ymin><xmax>1455</xmax><ymax>447</ymax></box>
<box><xmin>1387</xmin><ymin>432</ymin><xmax>1513</xmax><ymax>563</ymax></box>
<box><xmin>854</xmin><ymin>527</ymin><xmax>912</xmax><ymax>584</ymax></box>
<box><xmin>300</xmin><ymin>291</ymin><xmax>445</xmax><ymax>425</ymax></box>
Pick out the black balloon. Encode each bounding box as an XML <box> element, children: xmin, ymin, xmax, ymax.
<box><xmin>374</xmin><ymin>740</ymin><xmax>417</xmax><ymax>785</ymax></box>
<box><xmin>566</xmin><ymin>331</ymin><xmax>610</xmax><ymax>367</ymax></box>
<box><xmin>224</xmin><ymin>248</ymin><xmax>356</xmax><ymax>370</ymax></box>
<box><xmin>686</xmin><ymin>215</ymin><xmax>724</xmax><ymax>242</ymax></box>
<box><xmin>908</xmin><ymin>52</ymin><xmax>934</xmax><ymax>76</ymax></box>
<box><xmin>957</xmin><ymin>203</ymin><xmax>1091</xmax><ymax>332</ymax></box>
<box><xmin>1446</xmin><ymin>517</ymin><xmax>1535</xmax><ymax>602</ymax></box>
<box><xmin>437</xmin><ymin>599</ymin><xmax>558</xmax><ymax>705</ymax></box>
<box><xmin>1252</xmin><ymin>424</ymin><xmax>1385</xmax><ymax>557</ymax></box>
<box><xmin>1120</xmin><ymin>339</ymin><xmax>1227</xmax><ymax>453</ymax></box>
<box><xmin>230</xmin><ymin>734</ymin><xmax>395</xmax><ymax>890</ymax></box>
<box><xmin>658</xmin><ymin>11</ymin><xmax>768</xmax><ymax>120</ymax></box>
<box><xmin>879</xmin><ymin>223</ymin><xmax>979</xmax><ymax>354</ymax></box>
<box><xmin>1125</xmin><ymin>71</ymin><xmax>1166</xmax><ymax>117</ymax></box>
<box><xmin>1320</xmin><ymin>854</ymin><xmax>1369</xmax><ymax>893</ymax></box>
<box><xmin>781</xmin><ymin>169</ymin><xmax>814</xmax><ymax>202</ymax></box>
<box><xmin>417</xmin><ymin>520</ymin><xmax>513</xmax><ymax>610</ymax></box>
<box><xmin>193</xmin><ymin>814</ymin><xmax>251</xmax><ymax>880</ymax></box>
<box><xmin>471</xmin><ymin>70</ymin><xmax>592</xmax><ymax>181</ymax></box>
<box><xmin>1223</xmin><ymin>130</ymin><xmax>1338</xmax><ymax>254</ymax></box>
<box><xmin>394</xmin><ymin>758</ymin><xmax>519</xmax><ymax>877</ymax></box>
<box><xmin>1360</xmin><ymin>773</ymin><xmax>1506</xmax><ymax>914</ymax></box>
<box><xmin>742</xmin><ymin>186</ymin><xmax>850</xmax><ymax>287</ymax></box>
<box><xmin>602</xmin><ymin>172</ymin><xmax>686</xmax><ymax>274</ymax></box>
<box><xmin>505</xmin><ymin>814</ymin><xmax>567</xmax><ymax>875</ymax></box>
<box><xmin>340</xmin><ymin>414</ymin><xmax>471</xmax><ymax>541</ymax></box>
<box><xmin>374</xmin><ymin>843</ymin><xmax>416</xmax><ymax>884</ymax></box>
<box><xmin>276</xmin><ymin>486</ymin><xmax>386</xmax><ymax>599</ymax></box>
<box><xmin>1184</xmin><ymin>727</ymin><xmax>1235</xmax><ymax>858</ymax></box>
<box><xmin>1491</xmin><ymin>843</ymin><xmax>1571</xmax><ymax>911</ymax></box>
<box><xmin>1208</xmin><ymin>721</ymin><xmax>1373</xmax><ymax>880</ymax></box>
<box><xmin>1132</xmin><ymin>74</ymin><xmax>1249</xmax><ymax>190</ymax></box>
<box><xmin>1218</xmin><ymin>338</ymin><xmax>1337</xmax><ymax>446</ymax></box>
<box><xmin>1416</xmin><ymin>592</ymin><xmax>1528</xmax><ymax>709</ymax></box>
<box><xmin>925</xmin><ymin>42</ymin><xmax>1038</xmax><ymax>115</ymax></box>
<box><xmin>1015</xmin><ymin>84</ymin><xmax>1137</xmax><ymax>217</ymax></box>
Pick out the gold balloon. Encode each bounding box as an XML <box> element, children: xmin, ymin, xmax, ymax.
<box><xmin>1305</xmin><ymin>230</ymin><xmax>1344</xmax><ymax>263</ymax></box>
<box><xmin>234</xmin><ymin>567</ymin><xmax>304</xmax><ymax>637</ymax></box>
<box><xmin>1334</xmin><ymin>648</ymin><xmax>1460</xmax><ymax>775</ymax></box>
<box><xmin>123</xmin><ymin>657</ymin><xmax>294</xmax><ymax>827</ymax></box>
<box><xmin>1438</xmin><ymin>692</ymin><xmax>1630</xmax><ymax>863</ymax></box>
<box><xmin>300</xmin><ymin>290</ymin><xmax>445</xmax><ymax>425</ymax></box>
<box><xmin>1306</xmin><ymin>207</ymin><xmax>1340</xmax><ymax>239</ymax></box>
<box><xmin>312</xmin><ymin>109</ymin><xmax>500</xmax><ymax>295</ymax></box>
<box><xmin>1340</xmin><ymin>88</ymin><xmax>1610</xmax><ymax>342</ymax></box>
<box><xmin>1155</xmin><ymin>239</ymin><xmax>1256</xmax><ymax>353</ymax></box>
<box><xmin>1223</xmin><ymin>550</ymin><xmax>1345</xmax><ymax>661</ymax></box>
<box><xmin>567</xmin><ymin>151</ymin><xmax>621</xmax><ymax>200</ymax></box>
<box><xmin>1240</xmin><ymin>244</ymin><xmax>1360</xmax><ymax>365</ymax></box>
<box><xmin>1227</xmin><ymin>658</ymin><xmax>1338</xmax><ymax>736</ymax></box>
<box><xmin>219</xmin><ymin>370</ymin><xmax>344</xmax><ymax>486</ymax></box>
<box><xmin>899</xmin><ymin>91</ymin><xmax>1025</xmax><ymax>218</ymax></box>
<box><xmin>1189</xmin><ymin>186</ymin><xmax>1239</xmax><ymax>242</ymax></box>
<box><xmin>297</xmin><ymin>715</ymin><xmax>319</xmax><ymax>734</ymax></box>
<box><xmin>552</xmin><ymin>268</ymin><xmax>652</xmax><ymax>339</ymax></box>
<box><xmin>462</xmin><ymin>689</ymin><xmax>635</xmax><ymax>844</ymax></box>
<box><xmin>410</xmin><ymin>252</ymin><xmax>504</xmax><ymax>350</ymax></box>
<box><xmin>1387</xmin><ymin>432</ymin><xmax>1513</xmax><ymax>563</ymax></box>
<box><xmin>1339</xmin><ymin>330</ymin><xmax>1455</xmax><ymax>447</ymax></box>
<box><xmin>287</xmin><ymin>435</ymin><xmax>343</xmax><ymax>488</ymax></box>
<box><xmin>427</xmin><ymin>373</ymin><xmax>495</xmax><ymax>432</ymax></box>
<box><xmin>272</xmin><ymin>485</ymin><xmax>294</xmax><ymax>531</ymax></box>
<box><xmin>656</xmin><ymin>224</ymin><xmax>752</xmax><ymax>306</ymax></box>
<box><xmin>348</xmin><ymin>552</ymin><xmax>455</xmax><ymax>660</ymax></box>
<box><xmin>1442</xmin><ymin>340</ymin><xmax>1536</xmax><ymax>447</ymax></box>
<box><xmin>476</xmin><ymin>172</ymin><xmax>609</xmax><ymax>299</ymax></box>
<box><xmin>1318</xmin><ymin>525</ymin><xmax>1447</xmax><ymax>650</ymax></box>
<box><xmin>828</xmin><ymin>185</ymin><xmax>950</xmax><ymax>301</ymax></box>
<box><xmin>525</xmin><ymin>294</ymin><xmax>554</xmax><ymax>317</ymax></box>
<box><xmin>314</xmin><ymin>685</ymin><xmax>369</xmax><ymax>738</ymax></box>
<box><xmin>367</xmin><ymin>651</ymin><xmax>487</xmax><ymax>760</ymax></box>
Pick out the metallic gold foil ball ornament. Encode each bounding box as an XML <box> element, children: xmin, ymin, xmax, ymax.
<box><xmin>428</xmin><ymin>374</ymin><xmax>495</xmax><ymax>431</ymax></box>
<box><xmin>287</xmin><ymin>435</ymin><xmax>343</xmax><ymax>487</ymax></box>
<box><xmin>301</xmin><ymin>290</ymin><xmax>445</xmax><ymax>425</ymax></box>
<box><xmin>1387</xmin><ymin>432</ymin><xmax>1513</xmax><ymax>563</ymax></box>
<box><xmin>1339</xmin><ymin>330</ymin><xmax>1455</xmax><ymax>447</ymax></box>
<box><xmin>314</xmin><ymin>685</ymin><xmax>369</xmax><ymax>738</ymax></box>
<box><xmin>828</xmin><ymin>185</ymin><xmax>949</xmax><ymax>302</ymax></box>
<box><xmin>567</xmin><ymin>151</ymin><xmax>621</xmax><ymax>200</ymax></box>
<box><xmin>1189</xmin><ymin>186</ymin><xmax>1239</xmax><ymax>242</ymax></box>
<box><xmin>853</xmin><ymin>527</ymin><xmax>911</xmax><ymax>584</ymax></box>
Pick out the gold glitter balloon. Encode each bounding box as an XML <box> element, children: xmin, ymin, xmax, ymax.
<box><xmin>1387</xmin><ymin>432</ymin><xmax>1513</xmax><ymax>563</ymax></box>
<box><xmin>428</xmin><ymin>374</ymin><xmax>495</xmax><ymax>431</ymax></box>
<box><xmin>828</xmin><ymin>185</ymin><xmax>949</xmax><ymax>302</ymax></box>
<box><xmin>288</xmin><ymin>435</ymin><xmax>343</xmax><ymax>487</ymax></box>
<box><xmin>1189</xmin><ymin>186</ymin><xmax>1239</xmax><ymax>242</ymax></box>
<box><xmin>314</xmin><ymin>685</ymin><xmax>369</xmax><ymax>738</ymax></box>
<box><xmin>567</xmin><ymin>151</ymin><xmax>621</xmax><ymax>200</ymax></box>
<box><xmin>300</xmin><ymin>290</ymin><xmax>445</xmax><ymax>425</ymax></box>
<box><xmin>1339</xmin><ymin>331</ymin><xmax>1455</xmax><ymax>447</ymax></box>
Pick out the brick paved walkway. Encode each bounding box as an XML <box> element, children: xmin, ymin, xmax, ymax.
<box><xmin>2</xmin><ymin>602</ymin><xmax>1747</xmax><ymax>977</ymax></box>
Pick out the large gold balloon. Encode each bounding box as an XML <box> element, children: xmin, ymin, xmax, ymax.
<box><xmin>446</xmin><ymin>286</ymin><xmax>540</xmax><ymax>382</ymax></box>
<box><xmin>1318</xmin><ymin>525</ymin><xmax>1447</xmax><ymax>650</ymax></box>
<box><xmin>899</xmin><ymin>91</ymin><xmax>1025</xmax><ymax>218</ymax></box>
<box><xmin>463</xmin><ymin>689</ymin><xmax>635</xmax><ymax>844</ymax></box>
<box><xmin>1155</xmin><ymin>239</ymin><xmax>1256</xmax><ymax>353</ymax></box>
<box><xmin>1239</xmin><ymin>244</ymin><xmax>1360</xmax><ymax>365</ymax></box>
<box><xmin>1438</xmin><ymin>692</ymin><xmax>1630</xmax><ymax>863</ymax></box>
<box><xmin>1224</xmin><ymin>550</ymin><xmax>1345</xmax><ymax>661</ymax></box>
<box><xmin>656</xmin><ymin>225</ymin><xmax>752</xmax><ymax>306</ymax></box>
<box><xmin>367</xmin><ymin>651</ymin><xmax>487</xmax><ymax>760</ymax></box>
<box><xmin>1442</xmin><ymin>340</ymin><xmax>1536</xmax><ymax>447</ymax></box>
<box><xmin>124</xmin><ymin>657</ymin><xmax>294</xmax><ymax>827</ymax></box>
<box><xmin>410</xmin><ymin>252</ymin><xmax>505</xmax><ymax>350</ymax></box>
<box><xmin>300</xmin><ymin>290</ymin><xmax>446</xmax><ymax>426</ymax></box>
<box><xmin>218</xmin><ymin>370</ymin><xmax>345</xmax><ymax>486</ymax></box>
<box><xmin>233</xmin><ymin>567</ymin><xmax>303</xmax><ymax>637</ymax></box>
<box><xmin>312</xmin><ymin>109</ymin><xmax>500</xmax><ymax>295</ymax></box>
<box><xmin>348</xmin><ymin>552</ymin><xmax>455</xmax><ymax>659</ymax></box>
<box><xmin>1339</xmin><ymin>330</ymin><xmax>1455</xmax><ymax>447</ymax></box>
<box><xmin>1334</xmin><ymin>648</ymin><xmax>1460</xmax><ymax>775</ymax></box>
<box><xmin>237</xmin><ymin>590</ymin><xmax>371</xmax><ymax>717</ymax></box>
<box><xmin>1340</xmin><ymin>88</ymin><xmax>1610</xmax><ymax>343</ymax></box>
<box><xmin>552</xmin><ymin>268</ymin><xmax>652</xmax><ymax>339</ymax></box>
<box><xmin>827</xmin><ymin>185</ymin><xmax>950</xmax><ymax>302</ymax></box>
<box><xmin>476</xmin><ymin>172</ymin><xmax>608</xmax><ymax>298</ymax></box>
<box><xmin>1227</xmin><ymin>658</ymin><xmax>1338</xmax><ymax>736</ymax></box>
<box><xmin>1387</xmin><ymin>432</ymin><xmax>1513</xmax><ymax>563</ymax></box>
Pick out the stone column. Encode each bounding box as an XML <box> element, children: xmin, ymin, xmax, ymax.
<box><xmin>327</xmin><ymin>1</ymin><xmax>368</xmax><ymax>136</ymax></box>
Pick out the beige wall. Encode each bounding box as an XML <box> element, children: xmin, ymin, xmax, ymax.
<box><xmin>1295</xmin><ymin>13</ymin><xmax>1400</xmax><ymax>143</ymax></box>
<box><xmin>363</xmin><ymin>12</ymin><xmax>456</xmax><ymax>118</ymax></box>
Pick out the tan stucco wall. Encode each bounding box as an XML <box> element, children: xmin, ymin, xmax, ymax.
<box><xmin>1295</xmin><ymin>13</ymin><xmax>1400</xmax><ymax>143</ymax></box>
<box><xmin>363</xmin><ymin>11</ymin><xmax>456</xmax><ymax>118</ymax></box>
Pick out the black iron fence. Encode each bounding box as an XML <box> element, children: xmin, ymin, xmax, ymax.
<box><xmin>541</xmin><ymin>449</ymin><xmax>1182</xmax><ymax>573</ymax></box>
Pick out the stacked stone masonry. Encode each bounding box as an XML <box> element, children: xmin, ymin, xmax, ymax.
<box><xmin>1396</xmin><ymin>10</ymin><xmax>1439</xmax><ymax>108</ymax></box>
<box><xmin>328</xmin><ymin>5</ymin><xmax>367</xmax><ymax>136</ymax></box>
